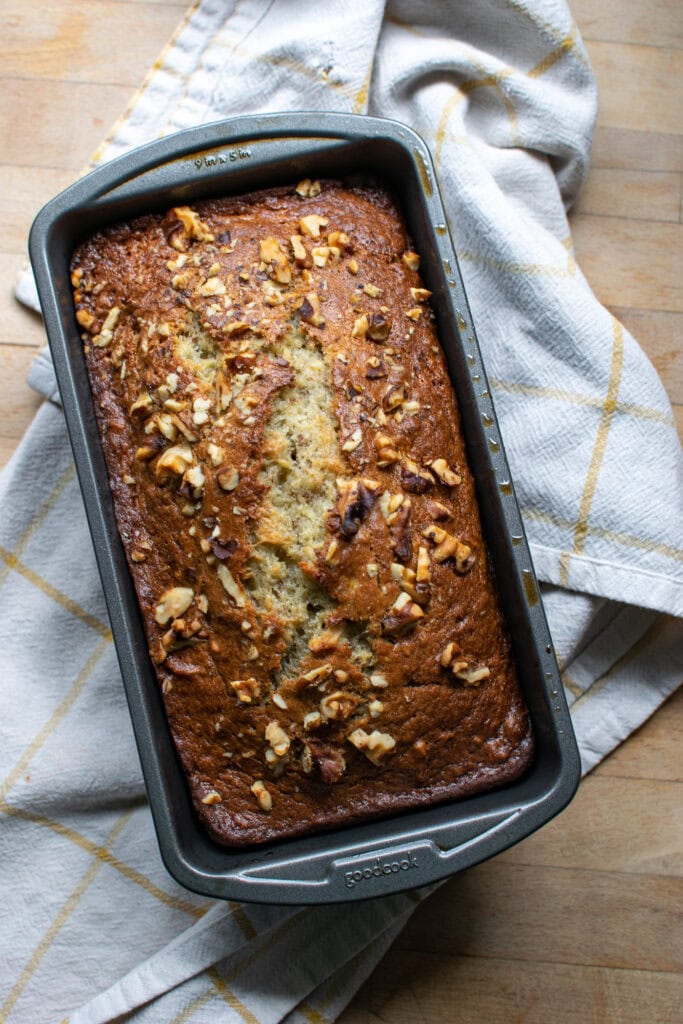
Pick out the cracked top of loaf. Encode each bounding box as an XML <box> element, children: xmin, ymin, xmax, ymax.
<box><xmin>71</xmin><ymin>179</ymin><xmax>533</xmax><ymax>846</ymax></box>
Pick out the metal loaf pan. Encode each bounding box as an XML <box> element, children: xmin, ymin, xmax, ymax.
<box><xmin>29</xmin><ymin>113</ymin><xmax>580</xmax><ymax>904</ymax></box>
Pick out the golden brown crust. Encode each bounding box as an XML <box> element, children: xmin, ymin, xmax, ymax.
<box><xmin>71</xmin><ymin>180</ymin><xmax>533</xmax><ymax>846</ymax></box>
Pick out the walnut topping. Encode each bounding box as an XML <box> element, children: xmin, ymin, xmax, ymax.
<box><xmin>303</xmin><ymin>711</ymin><xmax>323</xmax><ymax>730</ymax></box>
<box><xmin>367</xmin><ymin>313</ymin><xmax>391</xmax><ymax>342</ymax></box>
<box><xmin>223</xmin><ymin>320</ymin><xmax>251</xmax><ymax>336</ymax></box>
<box><xmin>299</xmin><ymin>214</ymin><xmax>328</xmax><ymax>238</ymax></box>
<box><xmin>155</xmin><ymin>444</ymin><xmax>194</xmax><ymax>482</ymax></box>
<box><xmin>154</xmin><ymin>587</ymin><xmax>194</xmax><ymax>625</ymax></box>
<box><xmin>402</xmin><ymin>251</ymin><xmax>421</xmax><ymax>271</ymax></box>
<box><xmin>336</xmin><ymin>477</ymin><xmax>380</xmax><ymax>538</ymax></box>
<box><xmin>389</xmin><ymin>499</ymin><xmax>412</xmax><ymax>563</ymax></box>
<box><xmin>265</xmin><ymin>720</ymin><xmax>290</xmax><ymax>758</ymax></box>
<box><xmin>374</xmin><ymin>434</ymin><xmax>400</xmax><ymax>467</ymax></box>
<box><xmin>320</xmin><ymin>690</ymin><xmax>359</xmax><ymax>721</ymax></box>
<box><xmin>290</xmin><ymin>234</ymin><xmax>308</xmax><ymax>263</ymax></box>
<box><xmin>192</xmin><ymin>396</ymin><xmax>212</xmax><ymax>425</ymax></box>
<box><xmin>182</xmin><ymin>463</ymin><xmax>205</xmax><ymax>499</ymax></box>
<box><xmin>341</xmin><ymin>427</ymin><xmax>363</xmax><ymax>452</ymax></box>
<box><xmin>260</xmin><ymin>236</ymin><xmax>291</xmax><ymax>284</ymax></box>
<box><xmin>216</xmin><ymin>564</ymin><xmax>246</xmax><ymax>606</ymax></box>
<box><xmin>348</xmin><ymin>258</ymin><xmax>359</xmax><ymax>275</ymax></box>
<box><xmin>302</xmin><ymin>740</ymin><xmax>346</xmax><ymax>783</ymax></box>
<box><xmin>325</xmin><ymin>538</ymin><xmax>340</xmax><ymax>564</ymax></box>
<box><xmin>202</xmin><ymin>790</ymin><xmax>222</xmax><ymax>805</ymax></box>
<box><xmin>198</xmin><ymin>276</ymin><xmax>226</xmax><ymax>297</ymax></box>
<box><xmin>230</xmin><ymin>677</ymin><xmax>260</xmax><ymax>703</ymax></box>
<box><xmin>92</xmin><ymin>306</ymin><xmax>120</xmax><ymax>347</ymax></box>
<box><xmin>382</xmin><ymin>382</ymin><xmax>405</xmax><ymax>412</ymax></box>
<box><xmin>423</xmin><ymin>525</ymin><xmax>473</xmax><ymax>571</ymax></box>
<box><xmin>381</xmin><ymin>590</ymin><xmax>424</xmax><ymax>636</ymax></box>
<box><xmin>416</xmin><ymin>545</ymin><xmax>431</xmax><ymax>585</ymax></box>
<box><xmin>455</xmin><ymin>665</ymin><xmax>490</xmax><ymax>686</ymax></box>
<box><xmin>299</xmin><ymin>291</ymin><xmax>325</xmax><ymax>327</ymax></box>
<box><xmin>130</xmin><ymin>393</ymin><xmax>154</xmax><ymax>418</ymax></box>
<box><xmin>406</xmin><ymin>307</ymin><xmax>422</xmax><ymax>321</ymax></box>
<box><xmin>347</xmin><ymin>728</ymin><xmax>396</xmax><ymax>765</ymax></box>
<box><xmin>351</xmin><ymin>314</ymin><xmax>369</xmax><ymax>338</ymax></box>
<box><xmin>251</xmin><ymin>779</ymin><xmax>272</xmax><ymax>812</ymax></box>
<box><xmin>76</xmin><ymin>308</ymin><xmax>95</xmax><ymax>331</ymax></box>
<box><xmin>217</xmin><ymin>467</ymin><xmax>240</xmax><ymax>491</ymax></box>
<box><xmin>312</xmin><ymin>246</ymin><xmax>331</xmax><ymax>267</ymax></box>
<box><xmin>365</xmin><ymin>355</ymin><xmax>388</xmax><ymax>379</ymax></box>
<box><xmin>370</xmin><ymin>673</ymin><xmax>388</xmax><ymax>688</ymax></box>
<box><xmin>207</xmin><ymin>442</ymin><xmax>224</xmax><ymax>467</ymax></box>
<box><xmin>410</xmin><ymin>287</ymin><xmax>432</xmax><ymax>303</ymax></box>
<box><xmin>295</xmin><ymin>178</ymin><xmax>322</xmax><ymax>198</ymax></box>
<box><xmin>425</xmin><ymin>499</ymin><xmax>451</xmax><ymax>521</ymax></box>
<box><xmin>298</xmin><ymin>664</ymin><xmax>333</xmax><ymax>686</ymax></box>
<box><xmin>272</xmin><ymin>692</ymin><xmax>288</xmax><ymax>710</ymax></box>
<box><xmin>427</xmin><ymin>458</ymin><xmax>461</xmax><ymax>487</ymax></box>
<box><xmin>363</xmin><ymin>283</ymin><xmax>382</xmax><ymax>298</ymax></box>
<box><xmin>368</xmin><ymin>699</ymin><xmax>383</xmax><ymax>717</ymax></box>
<box><xmin>400</xmin><ymin>458</ymin><xmax>434</xmax><ymax>493</ymax></box>
<box><xmin>164</xmin><ymin>206</ymin><xmax>214</xmax><ymax>251</ymax></box>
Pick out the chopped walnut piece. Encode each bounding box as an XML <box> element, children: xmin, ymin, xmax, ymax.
<box><xmin>389</xmin><ymin>499</ymin><xmax>412</xmax><ymax>563</ymax></box>
<box><xmin>164</xmin><ymin>206</ymin><xmax>214</xmax><ymax>250</ymax></box>
<box><xmin>303</xmin><ymin>711</ymin><xmax>323</xmax><ymax>730</ymax></box>
<box><xmin>336</xmin><ymin>477</ymin><xmax>380</xmax><ymax>537</ymax></box>
<box><xmin>202</xmin><ymin>790</ymin><xmax>222</xmax><ymax>805</ymax></box>
<box><xmin>223</xmin><ymin>320</ymin><xmax>251</xmax><ymax>337</ymax></box>
<box><xmin>260</xmin><ymin>236</ymin><xmax>291</xmax><ymax>284</ymax></box>
<box><xmin>298</xmin><ymin>664</ymin><xmax>333</xmax><ymax>686</ymax></box>
<box><xmin>290</xmin><ymin>234</ymin><xmax>308</xmax><ymax>263</ymax></box>
<box><xmin>198</xmin><ymin>276</ymin><xmax>226</xmax><ymax>297</ymax></box>
<box><xmin>427</xmin><ymin>458</ymin><xmax>461</xmax><ymax>487</ymax></box>
<box><xmin>342</xmin><ymin>426</ymin><xmax>363</xmax><ymax>452</ymax></box>
<box><xmin>302</xmin><ymin>740</ymin><xmax>346</xmax><ymax>783</ymax></box>
<box><xmin>230</xmin><ymin>677</ymin><xmax>261</xmax><ymax>703</ymax></box>
<box><xmin>455</xmin><ymin>665</ymin><xmax>490</xmax><ymax>686</ymax></box>
<box><xmin>216</xmin><ymin>564</ymin><xmax>246</xmax><ymax>606</ymax></box>
<box><xmin>299</xmin><ymin>214</ymin><xmax>328</xmax><ymax>238</ymax></box>
<box><xmin>325</xmin><ymin>538</ymin><xmax>340</xmax><ymax>564</ymax></box>
<box><xmin>370</xmin><ymin>673</ymin><xmax>388</xmax><ymax>688</ymax></box>
<box><xmin>382</xmin><ymin>382</ymin><xmax>405</xmax><ymax>412</ymax></box>
<box><xmin>351</xmin><ymin>314</ymin><xmax>369</xmax><ymax>338</ymax></box>
<box><xmin>423</xmin><ymin>525</ymin><xmax>473</xmax><ymax>571</ymax></box>
<box><xmin>154</xmin><ymin>587</ymin><xmax>194</xmax><ymax>625</ymax></box>
<box><xmin>402</xmin><ymin>251</ymin><xmax>421</xmax><ymax>271</ymax></box>
<box><xmin>182</xmin><ymin>463</ymin><xmax>205</xmax><ymax>499</ymax></box>
<box><xmin>374</xmin><ymin>434</ymin><xmax>400</xmax><ymax>466</ymax></box>
<box><xmin>192</xmin><ymin>396</ymin><xmax>212</xmax><ymax>425</ymax></box>
<box><xmin>400</xmin><ymin>458</ymin><xmax>434</xmax><ymax>493</ymax></box>
<box><xmin>130</xmin><ymin>393</ymin><xmax>154</xmax><ymax>418</ymax></box>
<box><xmin>347</xmin><ymin>728</ymin><xmax>396</xmax><ymax>765</ymax></box>
<box><xmin>365</xmin><ymin>355</ymin><xmax>388</xmax><ymax>380</ymax></box>
<box><xmin>363</xmin><ymin>283</ymin><xmax>382</xmax><ymax>298</ymax></box>
<box><xmin>265</xmin><ymin>720</ymin><xmax>291</xmax><ymax>758</ymax></box>
<box><xmin>92</xmin><ymin>306</ymin><xmax>120</xmax><ymax>347</ymax></box>
<box><xmin>299</xmin><ymin>291</ymin><xmax>325</xmax><ymax>327</ymax></box>
<box><xmin>320</xmin><ymin>690</ymin><xmax>359</xmax><ymax>721</ymax></box>
<box><xmin>250</xmin><ymin>779</ymin><xmax>272</xmax><ymax>812</ymax></box>
<box><xmin>76</xmin><ymin>308</ymin><xmax>95</xmax><ymax>331</ymax></box>
<box><xmin>367</xmin><ymin>313</ymin><xmax>391</xmax><ymax>342</ymax></box>
<box><xmin>425</xmin><ymin>498</ymin><xmax>451</xmax><ymax>521</ymax></box>
<box><xmin>410</xmin><ymin>287</ymin><xmax>432</xmax><ymax>303</ymax></box>
<box><xmin>381</xmin><ymin>590</ymin><xmax>424</xmax><ymax>637</ymax></box>
<box><xmin>348</xmin><ymin>258</ymin><xmax>359</xmax><ymax>275</ymax></box>
<box><xmin>217</xmin><ymin>467</ymin><xmax>240</xmax><ymax>491</ymax></box>
<box><xmin>155</xmin><ymin>443</ymin><xmax>194</xmax><ymax>483</ymax></box>
<box><xmin>312</xmin><ymin>245</ymin><xmax>331</xmax><ymax>267</ymax></box>
<box><xmin>368</xmin><ymin>699</ymin><xmax>383</xmax><ymax>717</ymax></box>
<box><xmin>295</xmin><ymin>178</ymin><xmax>322</xmax><ymax>198</ymax></box>
<box><xmin>207</xmin><ymin>442</ymin><xmax>224</xmax><ymax>467</ymax></box>
<box><xmin>406</xmin><ymin>307</ymin><xmax>422</xmax><ymax>321</ymax></box>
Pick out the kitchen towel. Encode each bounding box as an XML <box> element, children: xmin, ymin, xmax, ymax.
<box><xmin>3</xmin><ymin>1</ymin><xmax>682</xmax><ymax>1022</ymax></box>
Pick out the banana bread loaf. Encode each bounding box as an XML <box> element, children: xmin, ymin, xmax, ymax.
<box><xmin>70</xmin><ymin>179</ymin><xmax>533</xmax><ymax>846</ymax></box>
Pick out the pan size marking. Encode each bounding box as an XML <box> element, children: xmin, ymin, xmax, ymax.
<box><xmin>193</xmin><ymin>148</ymin><xmax>252</xmax><ymax>170</ymax></box>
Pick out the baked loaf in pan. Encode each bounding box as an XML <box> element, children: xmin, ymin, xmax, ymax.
<box><xmin>71</xmin><ymin>180</ymin><xmax>533</xmax><ymax>846</ymax></box>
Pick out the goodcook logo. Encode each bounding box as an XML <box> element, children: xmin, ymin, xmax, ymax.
<box><xmin>344</xmin><ymin>852</ymin><xmax>419</xmax><ymax>889</ymax></box>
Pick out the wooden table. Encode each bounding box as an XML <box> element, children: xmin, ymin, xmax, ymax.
<box><xmin>2</xmin><ymin>2</ymin><xmax>681</xmax><ymax>1021</ymax></box>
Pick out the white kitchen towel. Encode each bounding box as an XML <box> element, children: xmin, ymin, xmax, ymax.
<box><xmin>3</xmin><ymin>1</ymin><xmax>682</xmax><ymax>1022</ymax></box>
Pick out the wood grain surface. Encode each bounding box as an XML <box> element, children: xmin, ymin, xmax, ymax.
<box><xmin>1</xmin><ymin>2</ymin><xmax>681</xmax><ymax>1021</ymax></box>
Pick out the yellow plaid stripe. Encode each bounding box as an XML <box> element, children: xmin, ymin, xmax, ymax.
<box><xmin>0</xmin><ymin>809</ymin><xmax>134</xmax><ymax>1022</ymax></box>
<box><xmin>0</xmin><ymin>464</ymin><xmax>75</xmax><ymax>592</ymax></box>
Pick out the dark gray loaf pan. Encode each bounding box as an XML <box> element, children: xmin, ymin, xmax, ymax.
<box><xmin>29</xmin><ymin>112</ymin><xmax>580</xmax><ymax>904</ymax></box>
